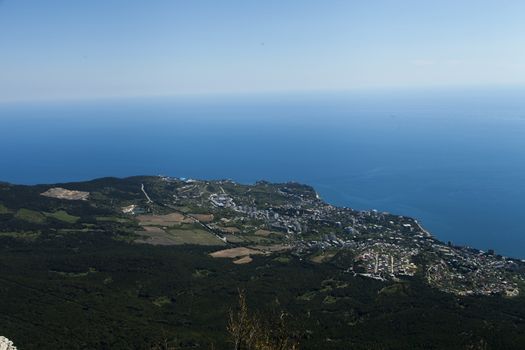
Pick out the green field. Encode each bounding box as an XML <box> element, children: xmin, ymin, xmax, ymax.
<box><xmin>241</xmin><ymin>235</ymin><xmax>275</xmax><ymax>244</ymax></box>
<box><xmin>14</xmin><ymin>208</ymin><xmax>46</xmax><ymax>223</ymax></box>
<box><xmin>223</xmin><ymin>234</ymin><xmax>246</xmax><ymax>243</ymax></box>
<box><xmin>45</xmin><ymin>210</ymin><xmax>80</xmax><ymax>223</ymax></box>
<box><xmin>0</xmin><ymin>231</ymin><xmax>40</xmax><ymax>240</ymax></box>
<box><xmin>0</xmin><ymin>203</ymin><xmax>11</xmax><ymax>214</ymax></box>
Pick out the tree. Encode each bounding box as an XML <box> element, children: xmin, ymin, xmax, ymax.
<box><xmin>228</xmin><ymin>290</ymin><xmax>299</xmax><ymax>350</ymax></box>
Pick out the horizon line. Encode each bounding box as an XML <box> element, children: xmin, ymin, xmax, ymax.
<box><xmin>2</xmin><ymin>83</ymin><xmax>525</xmax><ymax>106</ymax></box>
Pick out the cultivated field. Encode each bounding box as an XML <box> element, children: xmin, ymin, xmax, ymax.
<box><xmin>135</xmin><ymin>225</ymin><xmax>225</xmax><ymax>246</ymax></box>
<box><xmin>189</xmin><ymin>213</ymin><xmax>214</xmax><ymax>223</ymax></box>
<box><xmin>136</xmin><ymin>213</ymin><xmax>194</xmax><ymax>226</ymax></box>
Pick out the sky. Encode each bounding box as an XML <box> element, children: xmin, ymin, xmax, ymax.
<box><xmin>1</xmin><ymin>0</ymin><xmax>525</xmax><ymax>102</ymax></box>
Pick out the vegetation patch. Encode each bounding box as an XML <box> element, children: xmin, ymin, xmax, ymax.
<box><xmin>0</xmin><ymin>203</ymin><xmax>12</xmax><ymax>214</ymax></box>
<box><xmin>152</xmin><ymin>296</ymin><xmax>172</xmax><ymax>307</ymax></box>
<box><xmin>193</xmin><ymin>269</ymin><xmax>213</xmax><ymax>278</ymax></box>
<box><xmin>273</xmin><ymin>256</ymin><xmax>291</xmax><ymax>264</ymax></box>
<box><xmin>174</xmin><ymin>206</ymin><xmax>191</xmax><ymax>213</ymax></box>
<box><xmin>379</xmin><ymin>283</ymin><xmax>410</xmax><ymax>297</ymax></box>
<box><xmin>137</xmin><ymin>225</ymin><xmax>224</xmax><ymax>246</ymax></box>
<box><xmin>50</xmin><ymin>267</ymin><xmax>96</xmax><ymax>278</ymax></box>
<box><xmin>297</xmin><ymin>290</ymin><xmax>317</xmax><ymax>301</ymax></box>
<box><xmin>45</xmin><ymin>210</ymin><xmax>80</xmax><ymax>223</ymax></box>
<box><xmin>242</xmin><ymin>235</ymin><xmax>274</xmax><ymax>244</ymax></box>
<box><xmin>96</xmin><ymin>216</ymin><xmax>131</xmax><ymax>223</ymax></box>
<box><xmin>310</xmin><ymin>250</ymin><xmax>337</xmax><ymax>264</ymax></box>
<box><xmin>189</xmin><ymin>213</ymin><xmax>214</xmax><ymax>222</ymax></box>
<box><xmin>57</xmin><ymin>228</ymin><xmax>91</xmax><ymax>235</ymax></box>
<box><xmin>254</xmin><ymin>229</ymin><xmax>272</xmax><ymax>237</ymax></box>
<box><xmin>0</xmin><ymin>231</ymin><xmax>40</xmax><ymax>240</ymax></box>
<box><xmin>321</xmin><ymin>279</ymin><xmax>349</xmax><ymax>292</ymax></box>
<box><xmin>323</xmin><ymin>295</ymin><xmax>339</xmax><ymax>304</ymax></box>
<box><xmin>223</xmin><ymin>234</ymin><xmax>246</xmax><ymax>243</ymax></box>
<box><xmin>217</xmin><ymin>226</ymin><xmax>241</xmax><ymax>234</ymax></box>
<box><xmin>135</xmin><ymin>226</ymin><xmax>173</xmax><ymax>245</ymax></box>
<box><xmin>167</xmin><ymin>228</ymin><xmax>225</xmax><ymax>246</ymax></box>
<box><xmin>137</xmin><ymin>213</ymin><xmax>193</xmax><ymax>226</ymax></box>
<box><xmin>14</xmin><ymin>208</ymin><xmax>46</xmax><ymax>224</ymax></box>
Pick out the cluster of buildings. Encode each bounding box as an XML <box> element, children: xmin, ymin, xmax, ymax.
<box><xmin>159</xmin><ymin>176</ymin><xmax>525</xmax><ymax>297</ymax></box>
<box><xmin>209</xmin><ymin>193</ymin><xmax>235</xmax><ymax>208</ymax></box>
<box><xmin>352</xmin><ymin>242</ymin><xmax>419</xmax><ymax>279</ymax></box>
<box><xmin>425</xmin><ymin>245</ymin><xmax>522</xmax><ymax>296</ymax></box>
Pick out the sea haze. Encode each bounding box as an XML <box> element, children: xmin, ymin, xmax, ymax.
<box><xmin>1</xmin><ymin>88</ymin><xmax>524</xmax><ymax>258</ymax></box>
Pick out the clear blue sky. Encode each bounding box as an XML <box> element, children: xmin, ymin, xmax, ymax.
<box><xmin>1</xmin><ymin>0</ymin><xmax>525</xmax><ymax>102</ymax></box>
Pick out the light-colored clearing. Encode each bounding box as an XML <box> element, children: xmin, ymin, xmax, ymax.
<box><xmin>223</xmin><ymin>234</ymin><xmax>246</xmax><ymax>243</ymax></box>
<box><xmin>254</xmin><ymin>229</ymin><xmax>272</xmax><ymax>237</ymax></box>
<box><xmin>190</xmin><ymin>213</ymin><xmax>214</xmax><ymax>222</ymax></box>
<box><xmin>233</xmin><ymin>256</ymin><xmax>253</xmax><ymax>264</ymax></box>
<box><xmin>167</xmin><ymin>228</ymin><xmax>224</xmax><ymax>245</ymax></box>
<box><xmin>143</xmin><ymin>226</ymin><xmax>166</xmax><ymax>233</ymax></box>
<box><xmin>122</xmin><ymin>204</ymin><xmax>137</xmax><ymax>214</ymax></box>
<box><xmin>251</xmin><ymin>244</ymin><xmax>290</xmax><ymax>253</ymax></box>
<box><xmin>41</xmin><ymin>187</ymin><xmax>89</xmax><ymax>200</ymax></box>
<box><xmin>310</xmin><ymin>251</ymin><xmax>337</xmax><ymax>263</ymax></box>
<box><xmin>210</xmin><ymin>247</ymin><xmax>263</xmax><ymax>259</ymax></box>
<box><xmin>219</xmin><ymin>226</ymin><xmax>241</xmax><ymax>234</ymax></box>
<box><xmin>135</xmin><ymin>227</ymin><xmax>175</xmax><ymax>246</ymax></box>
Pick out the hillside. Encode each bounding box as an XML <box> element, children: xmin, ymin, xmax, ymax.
<box><xmin>0</xmin><ymin>176</ymin><xmax>524</xmax><ymax>349</ymax></box>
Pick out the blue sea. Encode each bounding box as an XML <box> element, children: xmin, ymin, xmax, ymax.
<box><xmin>1</xmin><ymin>88</ymin><xmax>525</xmax><ymax>258</ymax></box>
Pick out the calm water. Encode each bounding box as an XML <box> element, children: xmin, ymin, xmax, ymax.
<box><xmin>1</xmin><ymin>88</ymin><xmax>525</xmax><ymax>257</ymax></box>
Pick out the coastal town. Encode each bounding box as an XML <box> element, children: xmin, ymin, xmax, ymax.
<box><xmin>126</xmin><ymin>176</ymin><xmax>524</xmax><ymax>297</ymax></box>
